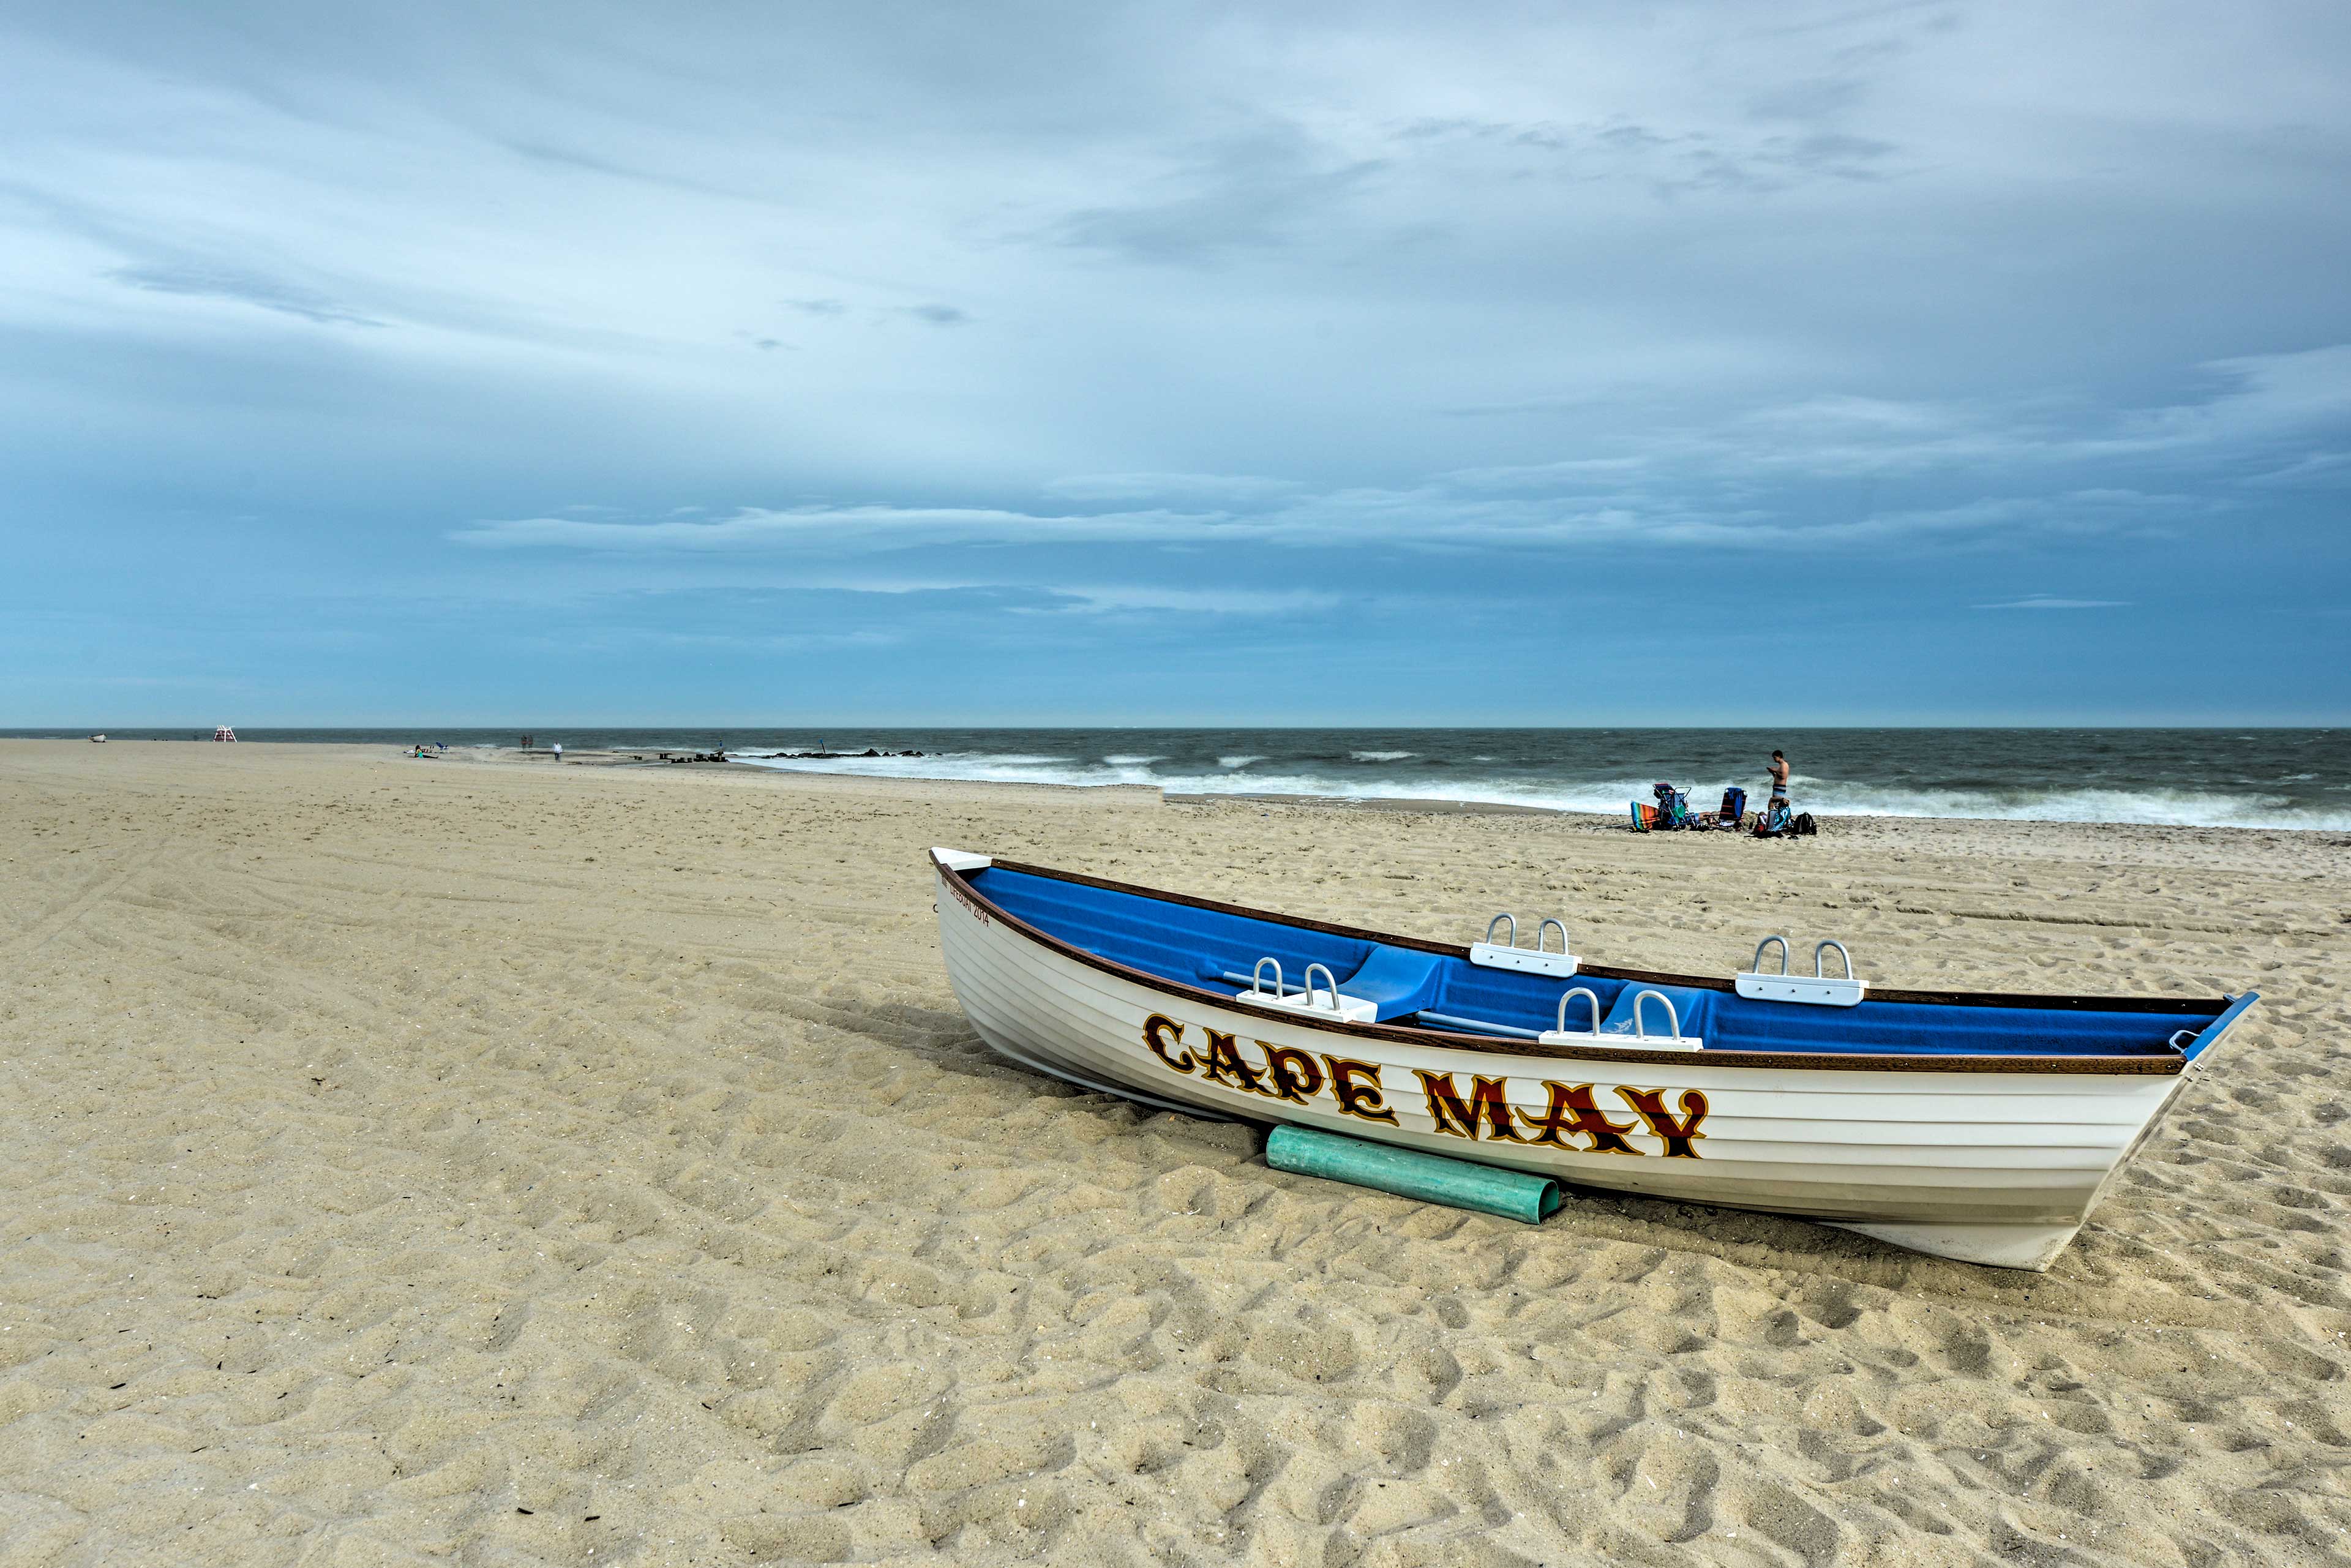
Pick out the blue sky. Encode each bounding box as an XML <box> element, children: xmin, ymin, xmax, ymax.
<box><xmin>3</xmin><ymin>1</ymin><xmax>2347</xmax><ymax>726</ymax></box>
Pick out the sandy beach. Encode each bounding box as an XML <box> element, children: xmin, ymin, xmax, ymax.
<box><xmin>3</xmin><ymin>740</ymin><xmax>2349</xmax><ymax>1567</ymax></box>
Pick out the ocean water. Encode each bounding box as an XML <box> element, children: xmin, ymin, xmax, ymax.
<box><xmin>19</xmin><ymin>726</ymin><xmax>2349</xmax><ymax>831</ymax></box>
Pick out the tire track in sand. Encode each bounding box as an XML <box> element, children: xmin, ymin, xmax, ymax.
<box><xmin>2</xmin><ymin>839</ymin><xmax>170</xmax><ymax>958</ymax></box>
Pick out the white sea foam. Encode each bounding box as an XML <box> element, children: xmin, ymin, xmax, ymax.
<box><xmin>730</xmin><ymin>751</ymin><xmax>2351</xmax><ymax>830</ymax></box>
<box><xmin>1350</xmin><ymin>750</ymin><xmax>1416</xmax><ymax>762</ymax></box>
<box><xmin>1780</xmin><ymin>785</ymin><xmax>2351</xmax><ymax>831</ymax></box>
<box><xmin>737</xmin><ymin>751</ymin><xmax>1109</xmax><ymax>787</ymax></box>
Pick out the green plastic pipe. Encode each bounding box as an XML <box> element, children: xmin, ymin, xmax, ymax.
<box><xmin>1265</xmin><ymin>1124</ymin><xmax>1564</xmax><ymax>1224</ymax></box>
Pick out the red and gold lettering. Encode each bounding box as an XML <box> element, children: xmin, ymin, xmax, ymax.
<box><xmin>1259</xmin><ymin>1042</ymin><xmax>1325</xmax><ymax>1105</ymax></box>
<box><xmin>1414</xmin><ymin>1070</ymin><xmax>1527</xmax><ymax>1143</ymax></box>
<box><xmin>1615</xmin><ymin>1087</ymin><xmax>1709</xmax><ymax>1158</ymax></box>
<box><xmin>1199</xmin><ymin>1029</ymin><xmax>1272</xmax><ymax>1097</ymax></box>
<box><xmin>1518</xmin><ymin>1081</ymin><xmax>1642</xmax><ymax>1156</ymax></box>
<box><xmin>1320</xmin><ymin>1054</ymin><xmax>1400</xmax><ymax>1126</ymax></box>
<box><xmin>1142</xmin><ymin>1013</ymin><xmax>1196</xmax><ymax>1075</ymax></box>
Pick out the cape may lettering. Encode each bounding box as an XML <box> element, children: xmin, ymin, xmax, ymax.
<box><xmin>1138</xmin><ymin>1013</ymin><xmax>1706</xmax><ymax>1156</ymax></box>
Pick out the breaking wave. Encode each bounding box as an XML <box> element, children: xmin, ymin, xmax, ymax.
<box><xmin>729</xmin><ymin>749</ymin><xmax>2351</xmax><ymax>829</ymax></box>
<box><xmin>55</xmin><ymin>726</ymin><xmax>2343</xmax><ymax>829</ymax></box>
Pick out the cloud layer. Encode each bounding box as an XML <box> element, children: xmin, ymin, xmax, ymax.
<box><xmin>1</xmin><ymin>1</ymin><xmax>2345</xmax><ymax>722</ymax></box>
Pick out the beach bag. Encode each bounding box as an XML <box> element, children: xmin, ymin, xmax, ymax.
<box><xmin>1755</xmin><ymin>801</ymin><xmax>1793</xmax><ymax>836</ymax></box>
<box><xmin>1793</xmin><ymin>811</ymin><xmax>1818</xmax><ymax>837</ymax></box>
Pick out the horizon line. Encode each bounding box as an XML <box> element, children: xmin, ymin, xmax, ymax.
<box><xmin>7</xmin><ymin>722</ymin><xmax>2345</xmax><ymax>734</ymax></box>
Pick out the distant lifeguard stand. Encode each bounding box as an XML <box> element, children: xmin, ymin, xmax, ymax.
<box><xmin>212</xmin><ymin>725</ymin><xmax>238</xmax><ymax>742</ymax></box>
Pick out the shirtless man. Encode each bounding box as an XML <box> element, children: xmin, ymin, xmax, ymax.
<box><xmin>1767</xmin><ymin>749</ymin><xmax>1790</xmax><ymax>809</ymax></box>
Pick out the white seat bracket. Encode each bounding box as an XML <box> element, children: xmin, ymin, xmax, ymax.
<box><xmin>1469</xmin><ymin>913</ymin><xmax>1578</xmax><ymax>978</ymax></box>
<box><xmin>1540</xmin><ymin>986</ymin><xmax>1701</xmax><ymax>1051</ymax></box>
<box><xmin>1232</xmin><ymin>959</ymin><xmax>1378</xmax><ymax>1024</ymax></box>
<box><xmin>1735</xmin><ymin>936</ymin><xmax>1865</xmax><ymax>1007</ymax></box>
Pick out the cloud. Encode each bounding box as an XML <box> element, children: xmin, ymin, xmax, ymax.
<box><xmin>449</xmin><ymin>481</ymin><xmax>2167</xmax><ymax>559</ymax></box>
<box><xmin>450</xmin><ymin>505</ymin><xmax>1214</xmax><ymax>553</ymax></box>
<box><xmin>107</xmin><ymin>262</ymin><xmax>383</xmax><ymax>328</ymax></box>
<box><xmin>594</xmin><ymin>625</ymin><xmax>906</xmax><ymax>654</ymax></box>
<box><xmin>1974</xmin><ymin>596</ymin><xmax>2129</xmax><ymax>610</ymax></box>
<box><xmin>4</xmin><ymin>5</ymin><xmax>2348</xmax><ymax>724</ymax></box>
<box><xmin>1744</xmin><ymin>76</ymin><xmax>1870</xmax><ymax>122</ymax></box>
<box><xmin>1629</xmin><ymin>348</ymin><xmax>2351</xmax><ymax>481</ymax></box>
<box><xmin>2115</xmin><ymin>346</ymin><xmax>2351</xmax><ymax>456</ymax></box>
<box><xmin>1443</xmin><ymin>457</ymin><xmax>1651</xmax><ymax>492</ymax></box>
<box><xmin>1385</xmin><ymin>108</ymin><xmax>1905</xmax><ymax>198</ymax></box>
<box><xmin>2243</xmin><ymin>451</ymin><xmax>2351</xmax><ymax>488</ymax></box>
<box><xmin>1016</xmin><ymin>584</ymin><xmax>1340</xmax><ymax>617</ymax></box>
<box><xmin>1049</xmin><ymin>124</ymin><xmax>1387</xmax><ymax>263</ymax></box>
<box><xmin>447</xmin><ymin>341</ymin><xmax>2313</xmax><ymax>559</ymax></box>
<box><xmin>500</xmin><ymin>141</ymin><xmax>750</xmax><ymax>201</ymax></box>
<box><xmin>1041</xmin><ymin>472</ymin><xmax>1302</xmax><ymax>506</ymax></box>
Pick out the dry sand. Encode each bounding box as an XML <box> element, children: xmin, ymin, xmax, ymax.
<box><xmin>3</xmin><ymin>740</ymin><xmax>2349</xmax><ymax>1567</ymax></box>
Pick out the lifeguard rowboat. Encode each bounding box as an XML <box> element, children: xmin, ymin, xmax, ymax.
<box><xmin>931</xmin><ymin>849</ymin><xmax>2258</xmax><ymax>1270</ymax></box>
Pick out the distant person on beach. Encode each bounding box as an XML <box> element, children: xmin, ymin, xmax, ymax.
<box><xmin>1767</xmin><ymin>749</ymin><xmax>1790</xmax><ymax>808</ymax></box>
<box><xmin>552</xmin><ymin>742</ymin><xmax>562</xmax><ymax>761</ymax></box>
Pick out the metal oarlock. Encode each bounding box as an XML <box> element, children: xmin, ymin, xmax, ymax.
<box><xmin>1735</xmin><ymin>934</ymin><xmax>1866</xmax><ymax>1007</ymax></box>
<box><xmin>1247</xmin><ymin>957</ymin><xmax>1291</xmax><ymax>999</ymax></box>
<box><xmin>1470</xmin><ymin>910</ymin><xmax>1580</xmax><ymax>978</ymax></box>
<box><xmin>1234</xmin><ymin>956</ymin><xmax>1376</xmax><ymax>1022</ymax></box>
<box><xmin>1541</xmin><ymin>986</ymin><xmax>1604</xmax><ymax>1041</ymax></box>
<box><xmin>1616</xmin><ymin>988</ymin><xmax>1704</xmax><ymax>1051</ymax></box>
<box><xmin>1631</xmin><ymin>989</ymin><xmax>1681</xmax><ymax>1041</ymax></box>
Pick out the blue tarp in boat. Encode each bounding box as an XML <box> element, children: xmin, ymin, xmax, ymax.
<box><xmin>965</xmin><ymin>865</ymin><xmax>2232</xmax><ymax>1063</ymax></box>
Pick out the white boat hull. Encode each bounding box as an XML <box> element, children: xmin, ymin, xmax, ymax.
<box><xmin>936</xmin><ymin>863</ymin><xmax>2207</xmax><ymax>1270</ymax></box>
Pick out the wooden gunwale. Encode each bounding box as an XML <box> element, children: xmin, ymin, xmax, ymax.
<box><xmin>942</xmin><ymin>854</ymin><xmax>2199</xmax><ymax>1077</ymax></box>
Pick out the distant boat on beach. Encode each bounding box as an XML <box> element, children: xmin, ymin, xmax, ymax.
<box><xmin>930</xmin><ymin>848</ymin><xmax>2258</xmax><ymax>1270</ymax></box>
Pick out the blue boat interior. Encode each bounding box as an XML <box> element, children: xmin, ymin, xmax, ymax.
<box><xmin>965</xmin><ymin>865</ymin><xmax>2232</xmax><ymax>1060</ymax></box>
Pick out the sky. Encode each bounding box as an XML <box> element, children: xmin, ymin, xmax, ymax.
<box><xmin>2</xmin><ymin>0</ymin><xmax>2347</xmax><ymax>726</ymax></box>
